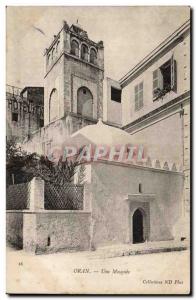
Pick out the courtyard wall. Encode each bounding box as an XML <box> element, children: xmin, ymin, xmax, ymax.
<box><xmin>6</xmin><ymin>211</ymin><xmax>23</xmax><ymax>248</ymax></box>
<box><xmin>23</xmin><ymin>211</ymin><xmax>91</xmax><ymax>254</ymax></box>
<box><xmin>6</xmin><ymin>177</ymin><xmax>91</xmax><ymax>254</ymax></box>
<box><xmin>85</xmin><ymin>161</ymin><xmax>184</xmax><ymax>248</ymax></box>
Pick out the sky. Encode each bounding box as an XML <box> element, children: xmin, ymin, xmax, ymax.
<box><xmin>6</xmin><ymin>6</ymin><xmax>190</xmax><ymax>88</ymax></box>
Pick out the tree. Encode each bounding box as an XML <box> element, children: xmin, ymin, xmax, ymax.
<box><xmin>31</xmin><ymin>155</ymin><xmax>82</xmax><ymax>186</ymax></box>
<box><xmin>6</xmin><ymin>138</ymin><xmax>38</xmax><ymax>185</ymax></box>
<box><xmin>6</xmin><ymin>138</ymin><xmax>84</xmax><ymax>186</ymax></box>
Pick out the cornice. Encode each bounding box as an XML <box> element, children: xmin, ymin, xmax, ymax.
<box><xmin>120</xmin><ymin>19</ymin><xmax>190</xmax><ymax>87</ymax></box>
<box><xmin>122</xmin><ymin>91</ymin><xmax>190</xmax><ymax>131</ymax></box>
<box><xmin>44</xmin><ymin>51</ymin><xmax>104</xmax><ymax>78</ymax></box>
<box><xmin>45</xmin><ymin>23</ymin><xmax>103</xmax><ymax>55</ymax></box>
<box><xmin>92</xmin><ymin>159</ymin><xmax>184</xmax><ymax>176</ymax></box>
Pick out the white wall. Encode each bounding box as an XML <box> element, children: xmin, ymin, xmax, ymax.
<box><xmin>106</xmin><ymin>77</ymin><xmax>122</xmax><ymax>126</ymax></box>
<box><xmin>85</xmin><ymin>161</ymin><xmax>184</xmax><ymax>247</ymax></box>
<box><xmin>122</xmin><ymin>33</ymin><xmax>190</xmax><ymax>126</ymax></box>
<box><xmin>129</xmin><ymin>111</ymin><xmax>184</xmax><ymax>166</ymax></box>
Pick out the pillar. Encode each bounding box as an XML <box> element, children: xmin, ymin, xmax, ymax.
<box><xmin>29</xmin><ymin>177</ymin><xmax>44</xmax><ymax>211</ymax></box>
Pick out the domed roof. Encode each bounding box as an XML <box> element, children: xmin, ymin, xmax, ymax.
<box><xmin>68</xmin><ymin>119</ymin><xmax>134</xmax><ymax>147</ymax></box>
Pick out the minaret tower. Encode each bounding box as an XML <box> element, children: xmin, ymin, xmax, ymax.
<box><xmin>44</xmin><ymin>20</ymin><xmax>104</xmax><ymax>133</ymax></box>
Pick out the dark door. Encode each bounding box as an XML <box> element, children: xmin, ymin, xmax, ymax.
<box><xmin>133</xmin><ymin>209</ymin><xmax>144</xmax><ymax>244</ymax></box>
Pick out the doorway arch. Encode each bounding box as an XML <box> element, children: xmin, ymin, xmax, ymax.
<box><xmin>132</xmin><ymin>208</ymin><xmax>145</xmax><ymax>244</ymax></box>
<box><xmin>49</xmin><ymin>88</ymin><xmax>59</xmax><ymax>122</ymax></box>
<box><xmin>77</xmin><ymin>87</ymin><xmax>93</xmax><ymax>118</ymax></box>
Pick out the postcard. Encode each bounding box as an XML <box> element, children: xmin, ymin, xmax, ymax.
<box><xmin>6</xmin><ymin>6</ymin><xmax>191</xmax><ymax>294</ymax></box>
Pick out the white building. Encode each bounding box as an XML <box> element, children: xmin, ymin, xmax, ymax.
<box><xmin>13</xmin><ymin>18</ymin><xmax>190</xmax><ymax>253</ymax></box>
<box><xmin>106</xmin><ymin>19</ymin><xmax>190</xmax><ymax>218</ymax></box>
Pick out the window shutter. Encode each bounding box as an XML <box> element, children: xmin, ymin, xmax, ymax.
<box><xmin>171</xmin><ymin>55</ymin><xmax>177</xmax><ymax>92</ymax></box>
<box><xmin>139</xmin><ymin>82</ymin><xmax>143</xmax><ymax>109</ymax></box>
<box><xmin>135</xmin><ymin>82</ymin><xmax>143</xmax><ymax>111</ymax></box>
<box><xmin>135</xmin><ymin>92</ymin><xmax>138</xmax><ymax>111</ymax></box>
<box><xmin>153</xmin><ymin>68</ymin><xmax>163</xmax><ymax>98</ymax></box>
<box><xmin>158</xmin><ymin>69</ymin><xmax>163</xmax><ymax>89</ymax></box>
<box><xmin>153</xmin><ymin>69</ymin><xmax>158</xmax><ymax>98</ymax></box>
<box><xmin>135</xmin><ymin>85</ymin><xmax>138</xmax><ymax>111</ymax></box>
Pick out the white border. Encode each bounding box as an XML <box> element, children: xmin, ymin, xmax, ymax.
<box><xmin>0</xmin><ymin>1</ymin><xmax>195</xmax><ymax>299</ymax></box>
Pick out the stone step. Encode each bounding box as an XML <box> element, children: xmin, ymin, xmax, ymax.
<box><xmin>88</xmin><ymin>241</ymin><xmax>188</xmax><ymax>259</ymax></box>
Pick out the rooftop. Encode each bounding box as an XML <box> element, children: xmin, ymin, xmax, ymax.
<box><xmin>68</xmin><ymin>118</ymin><xmax>135</xmax><ymax>147</ymax></box>
<box><xmin>45</xmin><ymin>20</ymin><xmax>104</xmax><ymax>55</ymax></box>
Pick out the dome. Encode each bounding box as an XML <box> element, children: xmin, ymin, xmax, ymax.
<box><xmin>64</xmin><ymin>119</ymin><xmax>135</xmax><ymax>148</ymax></box>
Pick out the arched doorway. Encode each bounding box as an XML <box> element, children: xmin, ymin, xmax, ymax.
<box><xmin>70</xmin><ymin>39</ymin><xmax>79</xmax><ymax>57</ymax></box>
<box><xmin>77</xmin><ymin>87</ymin><xmax>93</xmax><ymax>118</ymax></box>
<box><xmin>81</xmin><ymin>44</ymin><xmax>89</xmax><ymax>61</ymax></box>
<box><xmin>49</xmin><ymin>88</ymin><xmax>59</xmax><ymax>122</ymax></box>
<box><xmin>132</xmin><ymin>208</ymin><xmax>145</xmax><ymax>244</ymax></box>
<box><xmin>90</xmin><ymin>48</ymin><xmax>97</xmax><ymax>64</ymax></box>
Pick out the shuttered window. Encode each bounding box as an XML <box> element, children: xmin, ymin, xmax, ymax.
<box><xmin>153</xmin><ymin>69</ymin><xmax>163</xmax><ymax>98</ymax></box>
<box><xmin>135</xmin><ymin>82</ymin><xmax>143</xmax><ymax>111</ymax></box>
<box><xmin>153</xmin><ymin>55</ymin><xmax>177</xmax><ymax>100</ymax></box>
<box><xmin>171</xmin><ymin>55</ymin><xmax>177</xmax><ymax>91</ymax></box>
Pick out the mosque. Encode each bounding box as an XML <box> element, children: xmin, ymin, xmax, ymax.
<box><xmin>6</xmin><ymin>19</ymin><xmax>190</xmax><ymax>253</ymax></box>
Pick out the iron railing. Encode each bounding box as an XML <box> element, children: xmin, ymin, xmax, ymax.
<box><xmin>44</xmin><ymin>182</ymin><xmax>84</xmax><ymax>210</ymax></box>
<box><xmin>6</xmin><ymin>182</ymin><xmax>30</xmax><ymax>210</ymax></box>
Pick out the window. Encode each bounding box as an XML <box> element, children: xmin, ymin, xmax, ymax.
<box><xmin>139</xmin><ymin>183</ymin><xmax>142</xmax><ymax>193</ymax></box>
<box><xmin>77</xmin><ymin>87</ymin><xmax>93</xmax><ymax>118</ymax></box>
<box><xmin>81</xmin><ymin>44</ymin><xmax>88</xmax><ymax>61</ymax></box>
<box><xmin>47</xmin><ymin>236</ymin><xmax>51</xmax><ymax>246</ymax></box>
<box><xmin>111</xmin><ymin>87</ymin><xmax>121</xmax><ymax>103</ymax></box>
<box><xmin>71</xmin><ymin>40</ymin><xmax>79</xmax><ymax>57</ymax></box>
<box><xmin>49</xmin><ymin>89</ymin><xmax>59</xmax><ymax>122</ymax></box>
<box><xmin>135</xmin><ymin>82</ymin><xmax>143</xmax><ymax>111</ymax></box>
<box><xmin>39</xmin><ymin>119</ymin><xmax>44</xmax><ymax>128</ymax></box>
<box><xmin>90</xmin><ymin>48</ymin><xmax>97</xmax><ymax>64</ymax></box>
<box><xmin>12</xmin><ymin>112</ymin><xmax>18</xmax><ymax>122</ymax></box>
<box><xmin>153</xmin><ymin>55</ymin><xmax>177</xmax><ymax>99</ymax></box>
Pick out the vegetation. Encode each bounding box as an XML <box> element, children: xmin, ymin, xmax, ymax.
<box><xmin>6</xmin><ymin>138</ymin><xmax>84</xmax><ymax>186</ymax></box>
<box><xmin>154</xmin><ymin>85</ymin><xmax>171</xmax><ymax>100</ymax></box>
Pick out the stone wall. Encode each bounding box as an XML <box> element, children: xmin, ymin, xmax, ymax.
<box><xmin>182</xmin><ymin>99</ymin><xmax>190</xmax><ymax>238</ymax></box>
<box><xmin>6</xmin><ymin>90</ymin><xmax>44</xmax><ymax>142</ymax></box>
<box><xmin>7</xmin><ymin>177</ymin><xmax>91</xmax><ymax>254</ymax></box>
<box><xmin>44</xmin><ymin>23</ymin><xmax>104</xmax><ymax>126</ymax></box>
<box><xmin>85</xmin><ymin>161</ymin><xmax>184</xmax><ymax>248</ymax></box>
<box><xmin>6</xmin><ymin>211</ymin><xmax>23</xmax><ymax>248</ymax></box>
<box><xmin>23</xmin><ymin>211</ymin><xmax>91</xmax><ymax>254</ymax></box>
<box><xmin>183</xmin><ymin>100</ymin><xmax>190</xmax><ymax>211</ymax></box>
<box><xmin>22</xmin><ymin>113</ymin><xmax>97</xmax><ymax>156</ymax></box>
<box><xmin>44</xmin><ymin>55</ymin><xmax>65</xmax><ymax>125</ymax></box>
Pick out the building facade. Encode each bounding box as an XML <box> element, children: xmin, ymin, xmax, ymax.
<box><xmin>23</xmin><ymin>21</ymin><xmax>104</xmax><ymax>155</ymax></box>
<box><xmin>7</xmin><ymin>120</ymin><xmax>185</xmax><ymax>253</ymax></box>
<box><xmin>44</xmin><ymin>21</ymin><xmax>104</xmax><ymax>126</ymax></box>
<box><xmin>6</xmin><ymin>85</ymin><xmax>44</xmax><ymax>142</ymax></box>
<box><xmin>120</xmin><ymin>20</ymin><xmax>190</xmax><ymax>169</ymax></box>
<box><xmin>106</xmin><ymin>19</ymin><xmax>190</xmax><ymax>227</ymax></box>
<box><xmin>6</xmin><ymin>18</ymin><xmax>190</xmax><ymax>253</ymax></box>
